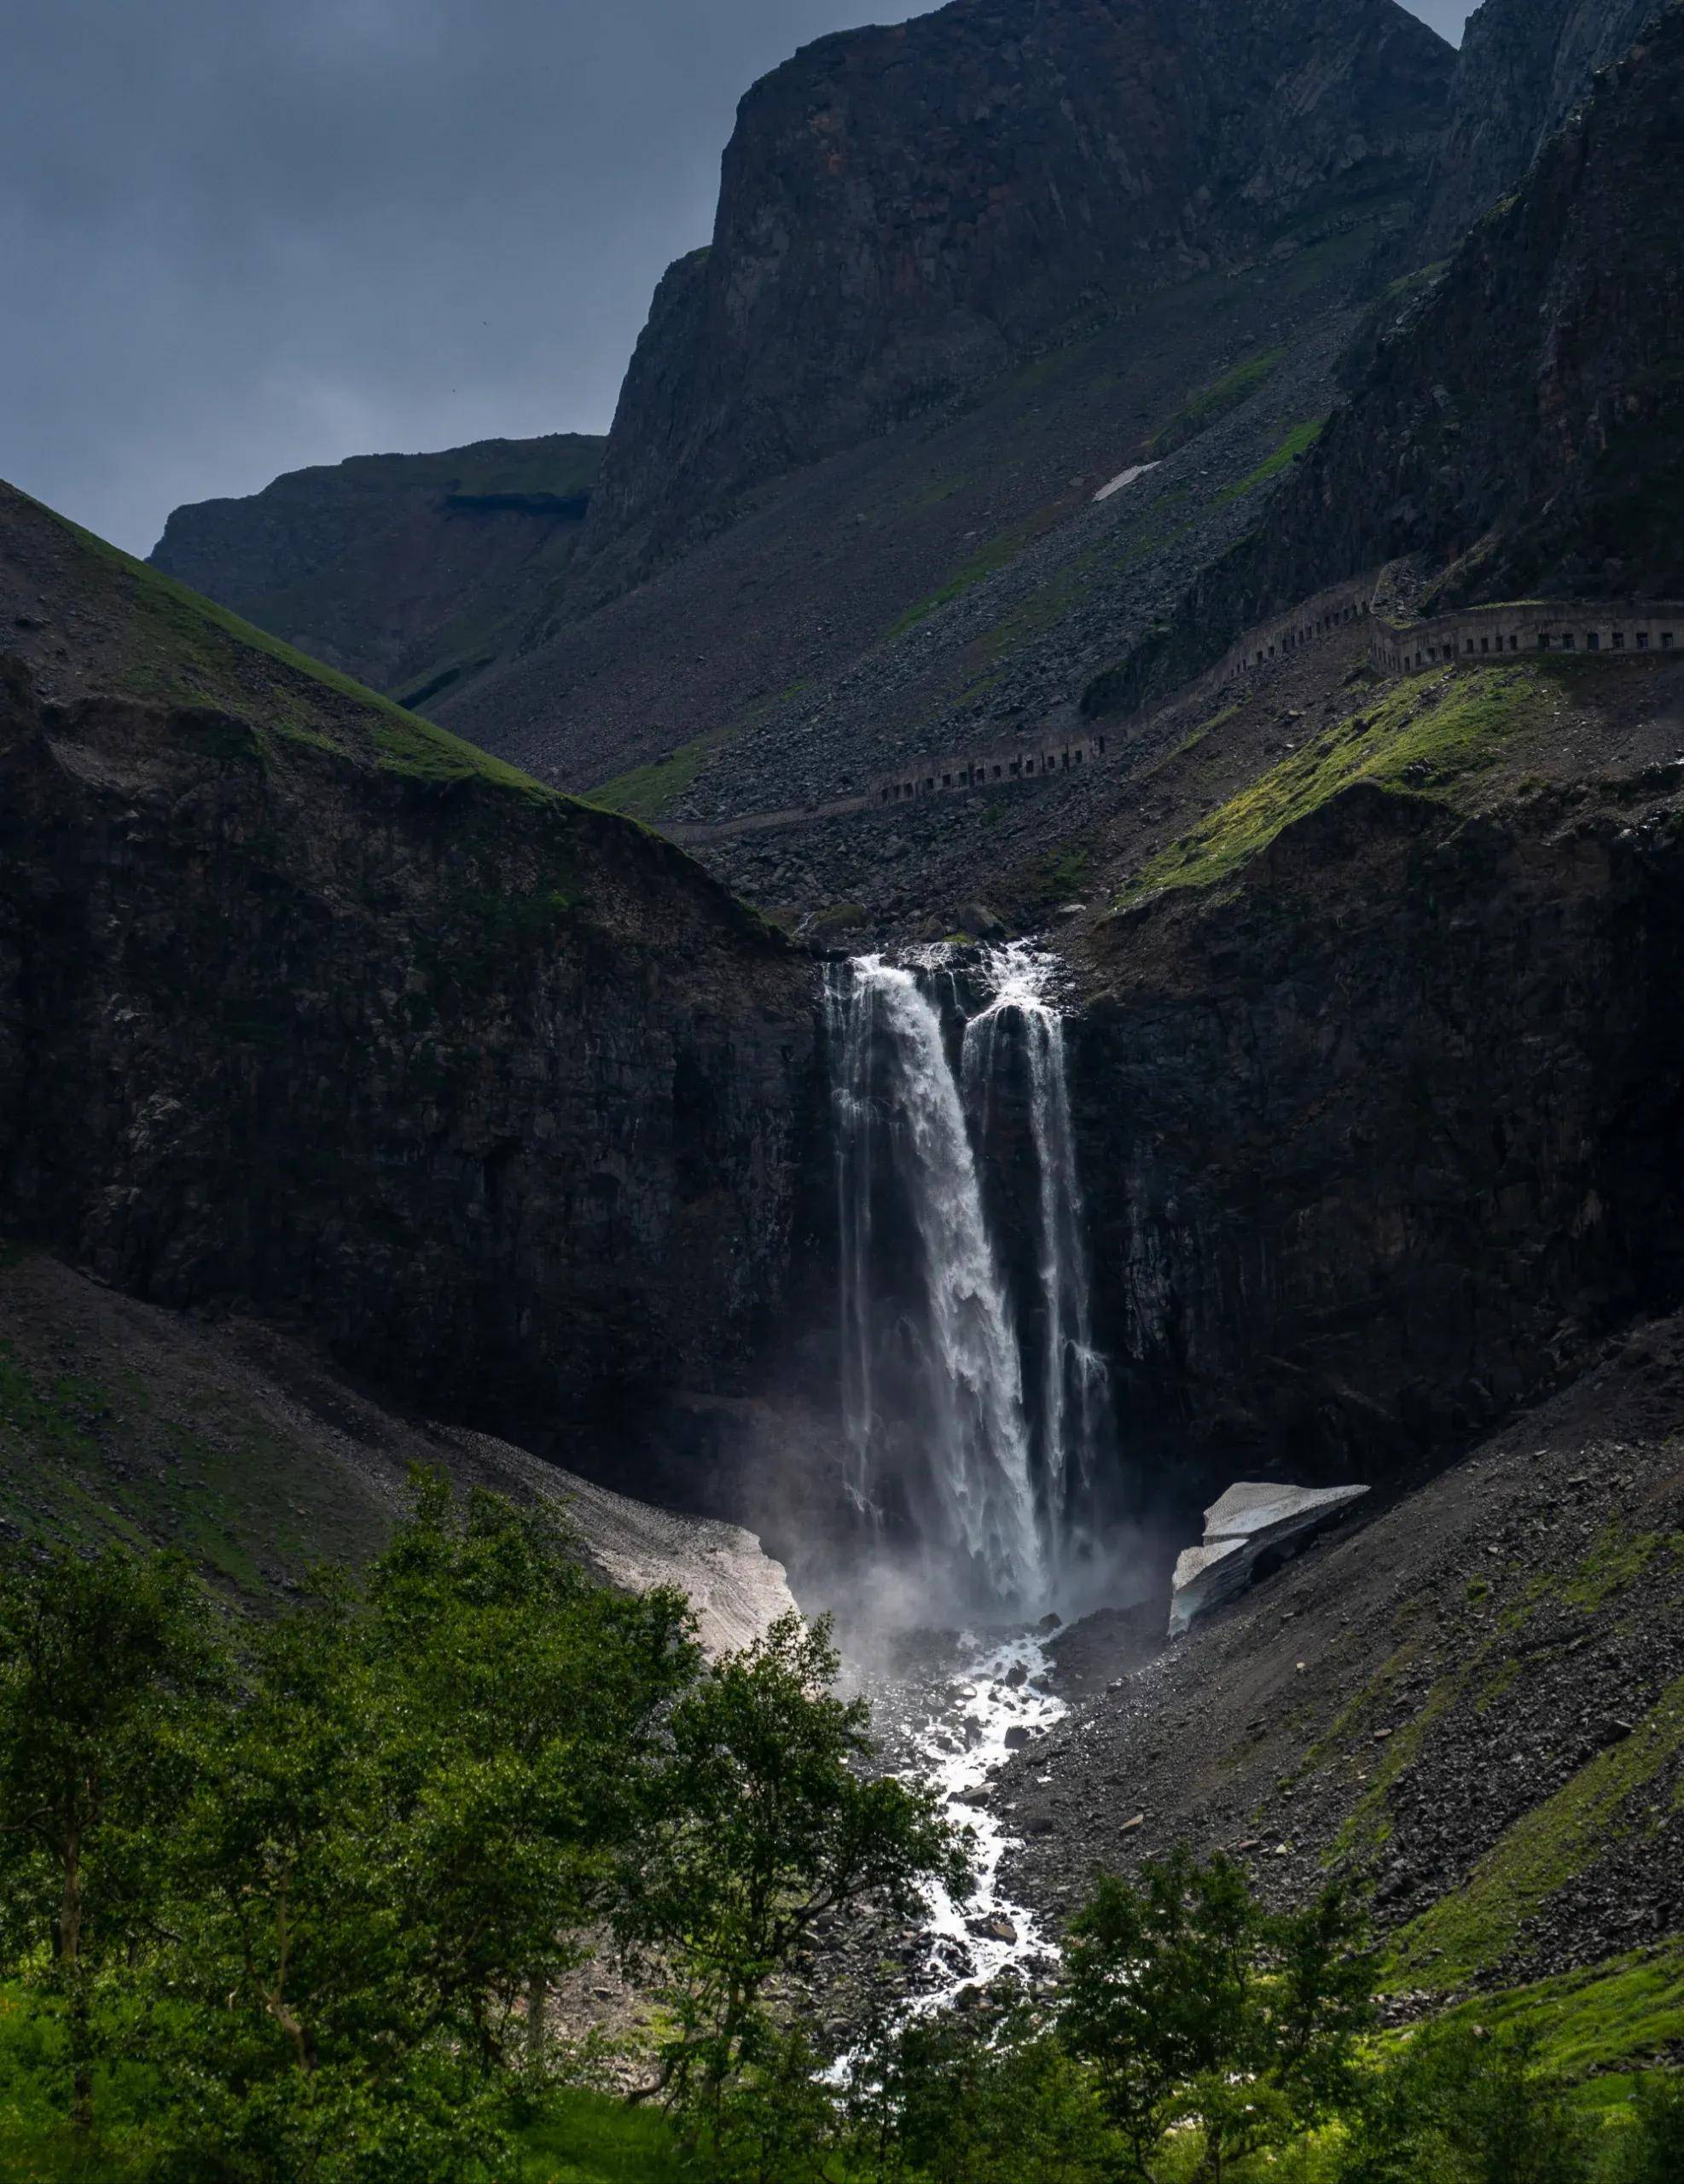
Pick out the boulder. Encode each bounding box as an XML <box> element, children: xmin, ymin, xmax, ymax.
<box><xmin>1169</xmin><ymin>1482</ymin><xmax>1370</xmax><ymax>1637</ymax></box>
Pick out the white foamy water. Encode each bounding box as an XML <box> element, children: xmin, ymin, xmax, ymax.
<box><xmin>891</xmin><ymin>1628</ymin><xmax>1067</xmax><ymax>2008</ymax></box>
<box><xmin>823</xmin><ymin>943</ymin><xmax>1113</xmax><ymax>2013</ymax></box>
<box><xmin>825</xmin><ymin>955</ymin><xmax>1047</xmax><ymax>1610</ymax></box>
<box><xmin>964</xmin><ymin>943</ymin><xmax>1110</xmax><ymax>1596</ymax></box>
<box><xmin>823</xmin><ymin>943</ymin><xmax>1113</xmax><ymax>1618</ymax></box>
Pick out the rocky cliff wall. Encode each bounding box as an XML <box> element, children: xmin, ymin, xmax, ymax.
<box><xmin>1071</xmin><ymin>775</ymin><xmax>1684</xmax><ymax>1494</ymax></box>
<box><xmin>589</xmin><ymin>0</ymin><xmax>1452</xmax><ymax>572</ymax></box>
<box><xmin>1086</xmin><ymin>3</ymin><xmax>1684</xmax><ymax>719</ymax></box>
<box><xmin>0</xmin><ymin>484</ymin><xmax>817</xmax><ymax>1463</ymax></box>
<box><xmin>1425</xmin><ymin>0</ymin><xmax>1662</xmax><ymax>251</ymax></box>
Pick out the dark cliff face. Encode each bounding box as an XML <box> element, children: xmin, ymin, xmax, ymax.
<box><xmin>0</xmin><ymin>483</ymin><xmax>816</xmax><ymax>1454</ymax></box>
<box><xmin>1071</xmin><ymin>777</ymin><xmax>1684</xmax><ymax>1497</ymax></box>
<box><xmin>149</xmin><ymin>434</ymin><xmax>605</xmax><ymax>711</ymax></box>
<box><xmin>589</xmin><ymin>0</ymin><xmax>1452</xmax><ymax>572</ymax></box>
<box><xmin>1088</xmin><ymin>3</ymin><xmax>1684</xmax><ymax>717</ymax></box>
<box><xmin>1424</xmin><ymin>0</ymin><xmax>1662</xmax><ymax>250</ymax></box>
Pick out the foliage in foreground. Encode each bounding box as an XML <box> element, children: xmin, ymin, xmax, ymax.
<box><xmin>0</xmin><ymin>1483</ymin><xmax>963</xmax><ymax>2181</ymax></box>
<box><xmin>0</xmin><ymin>1503</ymin><xmax>1679</xmax><ymax>2184</ymax></box>
<box><xmin>684</xmin><ymin>1854</ymin><xmax>1683</xmax><ymax>2184</ymax></box>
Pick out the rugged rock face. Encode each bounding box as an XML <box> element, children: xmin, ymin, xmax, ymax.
<box><xmin>150</xmin><ymin>434</ymin><xmax>604</xmax><ymax>709</ymax></box>
<box><xmin>1071</xmin><ymin>775</ymin><xmax>1684</xmax><ymax>1495</ymax></box>
<box><xmin>588</xmin><ymin>0</ymin><xmax>1452</xmax><ymax>572</ymax></box>
<box><xmin>1088</xmin><ymin>3</ymin><xmax>1684</xmax><ymax>717</ymax></box>
<box><xmin>1424</xmin><ymin>0</ymin><xmax>1662</xmax><ymax>251</ymax></box>
<box><xmin>0</xmin><ymin>481</ymin><xmax>816</xmax><ymax>1461</ymax></box>
<box><xmin>1001</xmin><ymin>1304</ymin><xmax>1684</xmax><ymax>1994</ymax></box>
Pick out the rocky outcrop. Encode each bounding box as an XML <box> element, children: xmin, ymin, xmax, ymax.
<box><xmin>0</xmin><ymin>481</ymin><xmax>816</xmax><ymax>1467</ymax></box>
<box><xmin>587</xmin><ymin>0</ymin><xmax>1452</xmax><ymax>572</ymax></box>
<box><xmin>150</xmin><ymin>434</ymin><xmax>604</xmax><ymax>708</ymax></box>
<box><xmin>1071</xmin><ymin>775</ymin><xmax>1684</xmax><ymax>1492</ymax></box>
<box><xmin>1087</xmin><ymin>3</ymin><xmax>1684</xmax><ymax>717</ymax></box>
<box><xmin>1424</xmin><ymin>0</ymin><xmax>1662</xmax><ymax>251</ymax></box>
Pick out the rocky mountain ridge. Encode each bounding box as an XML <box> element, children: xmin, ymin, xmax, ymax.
<box><xmin>1425</xmin><ymin>0</ymin><xmax>1664</xmax><ymax>250</ymax></box>
<box><xmin>149</xmin><ymin>0</ymin><xmax>1455</xmax><ymax>824</ymax></box>
<box><xmin>139</xmin><ymin>0</ymin><xmax>1680</xmax><ymax>919</ymax></box>
<box><xmin>1085</xmin><ymin>2</ymin><xmax>1684</xmax><ymax>722</ymax></box>
<box><xmin>150</xmin><ymin>433</ymin><xmax>604</xmax><ymax>709</ymax></box>
<box><xmin>585</xmin><ymin>0</ymin><xmax>1452</xmax><ymax>582</ymax></box>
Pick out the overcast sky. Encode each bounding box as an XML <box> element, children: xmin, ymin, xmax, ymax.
<box><xmin>1</xmin><ymin>0</ymin><xmax>1472</xmax><ymax>555</ymax></box>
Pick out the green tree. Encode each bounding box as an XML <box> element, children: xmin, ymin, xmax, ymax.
<box><xmin>1601</xmin><ymin>2071</ymin><xmax>1684</xmax><ymax>2184</ymax></box>
<box><xmin>874</xmin><ymin>2001</ymin><xmax>1114</xmax><ymax>2184</ymax></box>
<box><xmin>1060</xmin><ymin>1850</ymin><xmax>1375</xmax><ymax>2184</ymax></box>
<box><xmin>1337</xmin><ymin>2022</ymin><xmax>1593</xmax><ymax>2184</ymax></box>
<box><xmin>616</xmin><ymin>1612</ymin><xmax>971</xmax><ymax>2112</ymax></box>
<box><xmin>0</xmin><ymin>1541</ymin><xmax>222</xmax><ymax>2137</ymax></box>
<box><xmin>160</xmin><ymin>1475</ymin><xmax>699</xmax><ymax>2181</ymax></box>
<box><xmin>703</xmin><ymin>2024</ymin><xmax>850</xmax><ymax>2184</ymax></box>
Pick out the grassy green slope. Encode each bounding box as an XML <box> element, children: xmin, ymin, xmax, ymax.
<box><xmin>1118</xmin><ymin>658</ymin><xmax>1584</xmax><ymax>901</ymax></box>
<box><xmin>2</xmin><ymin>479</ymin><xmax>566</xmax><ymax>797</ymax></box>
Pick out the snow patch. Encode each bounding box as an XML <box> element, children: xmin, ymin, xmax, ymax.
<box><xmin>1093</xmin><ymin>462</ymin><xmax>1160</xmax><ymax>502</ymax></box>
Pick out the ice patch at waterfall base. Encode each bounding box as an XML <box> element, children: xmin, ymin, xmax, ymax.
<box><xmin>1169</xmin><ymin>1481</ymin><xmax>1370</xmax><ymax>1637</ymax></box>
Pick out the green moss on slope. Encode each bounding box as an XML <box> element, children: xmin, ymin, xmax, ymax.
<box><xmin>1389</xmin><ymin>1672</ymin><xmax>1684</xmax><ymax>1988</ymax></box>
<box><xmin>1216</xmin><ymin>416</ymin><xmax>1327</xmax><ymax>505</ymax></box>
<box><xmin>1430</xmin><ymin>1943</ymin><xmax>1684</xmax><ymax>2082</ymax></box>
<box><xmin>588</xmin><ymin>681</ymin><xmax>813</xmax><ymax>824</ymax></box>
<box><xmin>1147</xmin><ymin>346</ymin><xmax>1287</xmax><ymax>457</ymax></box>
<box><xmin>1120</xmin><ymin>662</ymin><xmax>1567</xmax><ymax>900</ymax></box>
<box><xmin>0</xmin><ymin>1309</ymin><xmax>389</xmax><ymax>1599</ymax></box>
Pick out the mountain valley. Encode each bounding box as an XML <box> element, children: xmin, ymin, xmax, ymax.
<box><xmin>5</xmin><ymin>0</ymin><xmax>1684</xmax><ymax>2165</ymax></box>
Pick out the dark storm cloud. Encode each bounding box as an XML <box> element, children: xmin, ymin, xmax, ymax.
<box><xmin>0</xmin><ymin>0</ymin><xmax>1470</xmax><ymax>555</ymax></box>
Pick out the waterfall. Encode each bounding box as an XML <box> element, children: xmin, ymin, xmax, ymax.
<box><xmin>824</xmin><ymin>945</ymin><xmax>1110</xmax><ymax>1616</ymax></box>
<box><xmin>964</xmin><ymin>944</ymin><xmax>1110</xmax><ymax>1591</ymax></box>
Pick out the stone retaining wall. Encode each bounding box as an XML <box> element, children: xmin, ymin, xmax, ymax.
<box><xmin>1372</xmin><ymin>601</ymin><xmax>1684</xmax><ymax>673</ymax></box>
<box><xmin>1208</xmin><ymin>575</ymin><xmax>1379</xmax><ymax>682</ymax></box>
<box><xmin>867</xmin><ymin>727</ymin><xmax>1110</xmax><ymax>806</ymax></box>
<box><xmin>682</xmin><ymin>588</ymin><xmax>1684</xmax><ymax>846</ymax></box>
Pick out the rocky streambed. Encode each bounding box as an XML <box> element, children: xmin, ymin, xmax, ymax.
<box><xmin>858</xmin><ymin>1624</ymin><xmax>1072</xmax><ymax>2010</ymax></box>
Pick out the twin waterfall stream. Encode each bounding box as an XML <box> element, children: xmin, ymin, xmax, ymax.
<box><xmin>822</xmin><ymin>944</ymin><xmax>1113</xmax><ymax>2007</ymax></box>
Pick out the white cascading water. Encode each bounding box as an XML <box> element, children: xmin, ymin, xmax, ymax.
<box><xmin>824</xmin><ymin>944</ymin><xmax>1109</xmax><ymax>1617</ymax></box>
<box><xmin>824</xmin><ymin>954</ymin><xmax>1048</xmax><ymax>1611</ymax></box>
<box><xmin>826</xmin><ymin>942</ymin><xmax>1110</xmax><ymax>2008</ymax></box>
<box><xmin>964</xmin><ymin>944</ymin><xmax>1110</xmax><ymax>1597</ymax></box>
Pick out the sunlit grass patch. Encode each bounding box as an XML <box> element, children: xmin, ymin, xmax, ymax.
<box><xmin>1120</xmin><ymin>663</ymin><xmax>1561</xmax><ymax>900</ymax></box>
